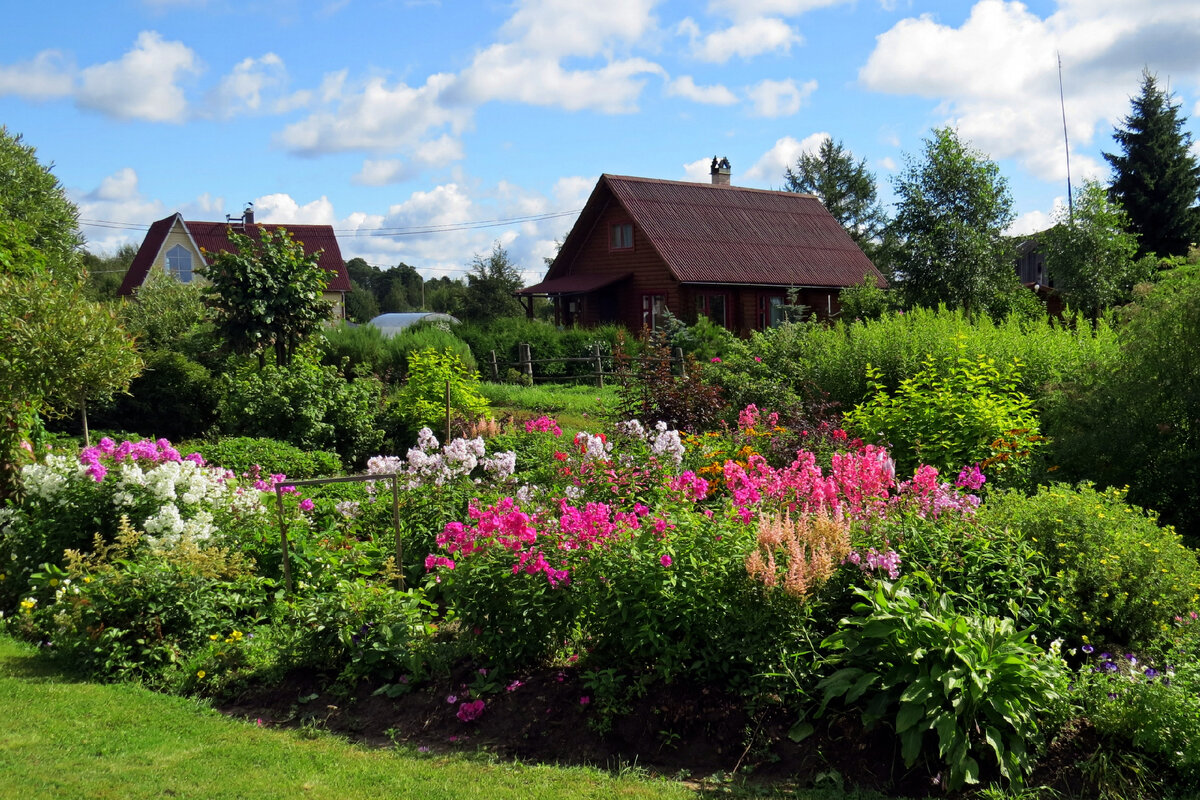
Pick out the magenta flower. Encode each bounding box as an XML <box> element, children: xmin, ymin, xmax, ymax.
<box><xmin>299</xmin><ymin>498</ymin><xmax>314</xmax><ymax>512</ymax></box>
<box><xmin>457</xmin><ymin>699</ymin><xmax>486</xmax><ymax>722</ymax></box>
<box><xmin>660</xmin><ymin>554</ymin><xmax>672</xmax><ymax>567</ymax></box>
<box><xmin>579</xmin><ymin>696</ymin><xmax>591</xmax><ymax>706</ymax></box>
<box><xmin>710</xmin><ymin>356</ymin><xmax>722</xmax><ymax>363</ymax></box>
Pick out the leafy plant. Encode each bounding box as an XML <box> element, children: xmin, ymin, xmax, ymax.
<box><xmin>814</xmin><ymin>574</ymin><xmax>1064</xmax><ymax>790</ymax></box>
<box><xmin>843</xmin><ymin>338</ymin><xmax>1045</xmax><ymax>489</ymax></box>
<box><xmin>385</xmin><ymin>348</ymin><xmax>490</xmax><ymax>441</ymax></box>
<box><xmin>179</xmin><ymin>436</ymin><xmax>341</xmax><ymax>479</ymax></box>
<box><xmin>613</xmin><ymin>331</ymin><xmax>725</xmax><ymax>433</ymax></box>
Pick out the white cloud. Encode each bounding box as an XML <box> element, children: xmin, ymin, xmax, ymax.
<box><xmin>0</xmin><ymin>50</ymin><xmax>74</xmax><ymax>100</ymax></box>
<box><xmin>706</xmin><ymin>0</ymin><xmax>850</xmax><ymax>23</ymax></box>
<box><xmin>744</xmin><ymin>132</ymin><xmax>829</xmax><ymax>184</ymax></box>
<box><xmin>350</xmin><ymin>134</ymin><xmax>465</xmax><ymax>185</ymax></box>
<box><xmin>498</xmin><ymin>0</ymin><xmax>659</xmax><ymax>59</ymax></box>
<box><xmin>666</xmin><ymin>75</ymin><xmax>738</xmax><ymax>105</ymax></box>
<box><xmin>253</xmin><ymin>193</ymin><xmax>338</xmax><ymax>225</ymax></box>
<box><xmin>682</xmin><ymin>157</ymin><xmax>713</xmax><ymax>182</ymax></box>
<box><xmin>210</xmin><ymin>53</ymin><xmax>287</xmax><ymax>118</ymax></box>
<box><xmin>746</xmin><ymin>77</ymin><xmax>816</xmax><ymax>117</ymax></box>
<box><xmin>76</xmin><ymin>31</ymin><xmax>201</xmax><ymax>122</ymax></box>
<box><xmin>276</xmin><ymin>72</ymin><xmax>467</xmax><ymax>155</ymax></box>
<box><xmin>859</xmin><ymin>0</ymin><xmax>1200</xmax><ymax>182</ymax></box>
<box><xmin>878</xmin><ymin>156</ymin><xmax>897</xmax><ymax>170</ymax></box>
<box><xmin>690</xmin><ymin>18</ymin><xmax>800</xmax><ymax>62</ymax></box>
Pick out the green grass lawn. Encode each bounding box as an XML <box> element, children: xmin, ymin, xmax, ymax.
<box><xmin>0</xmin><ymin>635</ymin><xmax>695</xmax><ymax>800</ymax></box>
<box><xmin>479</xmin><ymin>382</ymin><xmax>620</xmax><ymax>434</ymax></box>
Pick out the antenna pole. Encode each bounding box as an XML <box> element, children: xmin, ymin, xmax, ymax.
<box><xmin>1058</xmin><ymin>51</ymin><xmax>1074</xmax><ymax>223</ymax></box>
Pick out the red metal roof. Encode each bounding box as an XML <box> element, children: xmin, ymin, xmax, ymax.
<box><xmin>547</xmin><ymin>175</ymin><xmax>884</xmax><ymax>289</ymax></box>
<box><xmin>518</xmin><ymin>271</ymin><xmax>632</xmax><ymax>295</ymax></box>
<box><xmin>118</xmin><ymin>214</ymin><xmax>351</xmax><ymax>295</ymax></box>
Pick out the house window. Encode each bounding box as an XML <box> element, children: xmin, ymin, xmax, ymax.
<box><xmin>165</xmin><ymin>244</ymin><xmax>193</xmax><ymax>282</ymax></box>
<box><xmin>757</xmin><ymin>294</ymin><xmax>786</xmax><ymax>329</ymax></box>
<box><xmin>695</xmin><ymin>293</ymin><xmax>728</xmax><ymax>327</ymax></box>
<box><xmin>610</xmin><ymin>223</ymin><xmax>633</xmax><ymax>250</ymax></box>
<box><xmin>642</xmin><ymin>293</ymin><xmax>666</xmax><ymax>330</ymax></box>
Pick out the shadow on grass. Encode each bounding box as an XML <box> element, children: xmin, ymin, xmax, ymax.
<box><xmin>0</xmin><ymin>636</ymin><xmax>90</xmax><ymax>683</ymax></box>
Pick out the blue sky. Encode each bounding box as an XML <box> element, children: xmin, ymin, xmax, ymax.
<box><xmin>3</xmin><ymin>0</ymin><xmax>1198</xmax><ymax>284</ymax></box>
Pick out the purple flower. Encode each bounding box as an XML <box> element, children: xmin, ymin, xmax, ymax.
<box><xmin>446</xmin><ymin>694</ymin><xmax>458</xmax><ymax>704</ymax></box>
<box><xmin>1099</xmin><ymin>652</ymin><xmax>1112</xmax><ymax>661</ymax></box>
<box><xmin>1125</xmin><ymin>654</ymin><xmax>1137</xmax><ymax>665</ymax></box>
<box><xmin>1102</xmin><ymin>661</ymin><xmax>1119</xmax><ymax>672</ymax></box>
<box><xmin>1145</xmin><ymin>668</ymin><xmax>1160</xmax><ymax>678</ymax></box>
<box><xmin>1081</xmin><ymin>644</ymin><xmax>1094</xmax><ymax>654</ymax></box>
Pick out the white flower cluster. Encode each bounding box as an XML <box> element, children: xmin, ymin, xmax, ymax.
<box><xmin>367</xmin><ymin>428</ymin><xmax>517</xmax><ymax>491</ymax></box>
<box><xmin>143</xmin><ymin>505</ymin><xmax>218</xmax><ymax>546</ymax></box>
<box><xmin>614</xmin><ymin>419</ymin><xmax>646</xmax><ymax>438</ymax></box>
<box><xmin>20</xmin><ymin>455</ymin><xmax>83</xmax><ymax>501</ymax></box>
<box><xmin>650</xmin><ymin>421</ymin><xmax>686</xmax><ymax>467</ymax></box>
<box><xmin>573</xmin><ymin>431</ymin><xmax>612</xmax><ymax>460</ymax></box>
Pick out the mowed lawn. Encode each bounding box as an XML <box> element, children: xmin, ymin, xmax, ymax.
<box><xmin>0</xmin><ymin>636</ymin><xmax>695</xmax><ymax>800</ymax></box>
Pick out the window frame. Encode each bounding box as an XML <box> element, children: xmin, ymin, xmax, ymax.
<box><xmin>165</xmin><ymin>244</ymin><xmax>193</xmax><ymax>283</ymax></box>
<box><xmin>695</xmin><ymin>292</ymin><xmax>729</xmax><ymax>328</ymax></box>
<box><xmin>641</xmin><ymin>292</ymin><xmax>667</xmax><ymax>331</ymax></box>
<box><xmin>609</xmin><ymin>222</ymin><xmax>634</xmax><ymax>251</ymax></box>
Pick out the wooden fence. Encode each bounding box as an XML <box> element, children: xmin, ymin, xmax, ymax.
<box><xmin>487</xmin><ymin>343</ymin><xmax>686</xmax><ymax>387</ymax></box>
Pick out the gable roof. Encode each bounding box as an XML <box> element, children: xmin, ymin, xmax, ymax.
<box><xmin>541</xmin><ymin>174</ymin><xmax>884</xmax><ymax>289</ymax></box>
<box><xmin>118</xmin><ymin>213</ymin><xmax>352</xmax><ymax>296</ymax></box>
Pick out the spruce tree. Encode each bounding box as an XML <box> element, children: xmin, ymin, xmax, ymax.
<box><xmin>1104</xmin><ymin>70</ymin><xmax>1200</xmax><ymax>258</ymax></box>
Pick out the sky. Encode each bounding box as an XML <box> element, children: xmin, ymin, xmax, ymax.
<box><xmin>3</xmin><ymin>0</ymin><xmax>1200</xmax><ymax>285</ymax></box>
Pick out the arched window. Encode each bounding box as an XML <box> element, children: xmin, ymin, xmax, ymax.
<box><xmin>165</xmin><ymin>244</ymin><xmax>193</xmax><ymax>282</ymax></box>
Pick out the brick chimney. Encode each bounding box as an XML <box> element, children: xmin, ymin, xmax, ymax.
<box><xmin>710</xmin><ymin>156</ymin><xmax>731</xmax><ymax>186</ymax></box>
<box><xmin>243</xmin><ymin>203</ymin><xmax>255</xmax><ymax>225</ymax></box>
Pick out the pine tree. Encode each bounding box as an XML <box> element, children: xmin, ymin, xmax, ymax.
<box><xmin>1104</xmin><ymin>70</ymin><xmax>1200</xmax><ymax>258</ymax></box>
<box><xmin>783</xmin><ymin>137</ymin><xmax>889</xmax><ymax>261</ymax></box>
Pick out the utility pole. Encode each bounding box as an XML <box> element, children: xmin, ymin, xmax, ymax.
<box><xmin>1058</xmin><ymin>51</ymin><xmax>1074</xmax><ymax>223</ymax></box>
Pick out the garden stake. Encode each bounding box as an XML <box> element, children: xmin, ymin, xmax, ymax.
<box><xmin>392</xmin><ymin>475</ymin><xmax>404</xmax><ymax>590</ymax></box>
<box><xmin>275</xmin><ymin>488</ymin><xmax>293</xmax><ymax>594</ymax></box>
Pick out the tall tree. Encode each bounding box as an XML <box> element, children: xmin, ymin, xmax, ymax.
<box><xmin>891</xmin><ymin>127</ymin><xmax>1018</xmax><ymax>313</ymax></box>
<box><xmin>1104</xmin><ymin>70</ymin><xmax>1200</xmax><ymax>258</ymax></box>
<box><xmin>0</xmin><ymin>129</ymin><xmax>140</xmax><ymax>495</ymax></box>
<box><xmin>784</xmin><ymin>136</ymin><xmax>889</xmax><ymax>260</ymax></box>
<box><xmin>462</xmin><ymin>243</ymin><xmax>524</xmax><ymax>323</ymax></box>
<box><xmin>1042</xmin><ymin>180</ymin><xmax>1153</xmax><ymax>317</ymax></box>
<box><xmin>201</xmin><ymin>227</ymin><xmax>333</xmax><ymax>367</ymax></box>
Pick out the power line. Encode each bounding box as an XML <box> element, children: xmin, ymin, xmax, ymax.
<box><xmin>77</xmin><ymin>208</ymin><xmax>581</xmax><ymax>237</ymax></box>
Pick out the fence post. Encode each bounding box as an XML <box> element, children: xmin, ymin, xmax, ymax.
<box><xmin>490</xmin><ymin>350</ymin><xmax>500</xmax><ymax>382</ymax></box>
<box><xmin>673</xmin><ymin>347</ymin><xmax>685</xmax><ymax>377</ymax></box>
<box><xmin>391</xmin><ymin>476</ymin><xmax>404</xmax><ymax>590</ymax></box>
<box><xmin>593</xmin><ymin>342</ymin><xmax>604</xmax><ymax>388</ymax></box>
<box><xmin>275</xmin><ymin>489</ymin><xmax>293</xmax><ymax>594</ymax></box>
<box><xmin>445</xmin><ymin>379</ymin><xmax>452</xmax><ymax>443</ymax></box>
<box><xmin>519</xmin><ymin>342</ymin><xmax>533</xmax><ymax>381</ymax></box>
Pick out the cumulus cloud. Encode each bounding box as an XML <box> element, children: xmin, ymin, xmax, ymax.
<box><xmin>276</xmin><ymin>72</ymin><xmax>467</xmax><ymax>155</ymax></box>
<box><xmin>747</xmin><ymin>77</ymin><xmax>816</xmax><ymax>117</ymax></box>
<box><xmin>706</xmin><ymin>0</ymin><xmax>850</xmax><ymax>22</ymax></box>
<box><xmin>252</xmin><ymin>193</ymin><xmax>338</xmax><ymax>225</ymax></box>
<box><xmin>497</xmin><ymin>0</ymin><xmax>659</xmax><ymax>59</ymax></box>
<box><xmin>351</xmin><ymin>134</ymin><xmax>465</xmax><ymax>185</ymax></box>
<box><xmin>76</xmin><ymin>31</ymin><xmax>201</xmax><ymax>122</ymax></box>
<box><xmin>686</xmin><ymin>17</ymin><xmax>800</xmax><ymax>62</ymax></box>
<box><xmin>666</xmin><ymin>75</ymin><xmax>738</xmax><ymax>104</ymax></box>
<box><xmin>859</xmin><ymin>0</ymin><xmax>1200</xmax><ymax>182</ymax></box>
<box><xmin>209</xmin><ymin>53</ymin><xmax>288</xmax><ymax>118</ymax></box>
<box><xmin>743</xmin><ymin>132</ymin><xmax>829</xmax><ymax>184</ymax></box>
<box><xmin>0</xmin><ymin>50</ymin><xmax>74</xmax><ymax>100</ymax></box>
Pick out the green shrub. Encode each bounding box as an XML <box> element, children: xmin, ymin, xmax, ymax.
<box><xmin>217</xmin><ymin>353</ymin><xmax>384</xmax><ymax>468</ymax></box>
<box><xmin>384</xmin><ymin>348</ymin><xmax>489</xmax><ymax>442</ymax></box>
<box><xmin>89</xmin><ymin>349</ymin><xmax>217</xmax><ymax>440</ymax></box>
<box><xmin>814</xmin><ymin>574</ymin><xmax>1064</xmax><ymax>790</ymax></box>
<box><xmin>318</xmin><ymin>322</ymin><xmax>475</xmax><ymax>384</ymax></box>
<box><xmin>457</xmin><ymin>319</ymin><xmax>626</xmax><ymax>381</ymax></box>
<box><xmin>843</xmin><ymin>340</ymin><xmax>1045</xmax><ymax>489</ymax></box>
<box><xmin>1043</xmin><ymin>265</ymin><xmax>1200</xmax><ymax>539</ymax></box>
<box><xmin>613</xmin><ymin>333</ymin><xmax>725</xmax><ymax>433</ymax></box>
<box><xmin>178</xmin><ymin>436</ymin><xmax>341</xmax><ymax>479</ymax></box>
<box><xmin>980</xmin><ymin>484</ymin><xmax>1200</xmax><ymax>647</ymax></box>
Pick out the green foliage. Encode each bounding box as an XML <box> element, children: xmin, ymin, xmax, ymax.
<box><xmin>201</xmin><ymin>227</ymin><xmax>333</xmax><ymax>367</ymax></box>
<box><xmin>980</xmin><ymin>484</ymin><xmax>1200</xmax><ymax>647</ymax></box>
<box><xmin>122</xmin><ymin>268</ymin><xmax>208</xmax><ymax>349</ymax></box>
<box><xmin>843</xmin><ymin>342</ymin><xmax>1045</xmax><ymax>489</ymax></box>
<box><xmin>614</xmin><ymin>333</ymin><xmax>725</xmax><ymax>433</ymax></box>
<box><xmin>1104</xmin><ymin>70</ymin><xmax>1200</xmax><ymax>258</ymax></box>
<box><xmin>217</xmin><ymin>353</ymin><xmax>384</xmax><ymax>468</ymax></box>
<box><xmin>0</xmin><ymin>127</ymin><xmax>82</xmax><ymax>278</ymax></box>
<box><xmin>179</xmin><ymin>436</ymin><xmax>341</xmax><ymax>479</ymax></box>
<box><xmin>460</xmin><ymin>242</ymin><xmax>524</xmax><ymax>323</ymax></box>
<box><xmin>1044</xmin><ymin>265</ymin><xmax>1200</xmax><ymax>538</ymax></box>
<box><xmin>344</xmin><ymin>282</ymin><xmax>379</xmax><ymax>323</ymax></box>
<box><xmin>816</xmin><ymin>575</ymin><xmax>1064</xmax><ymax>790</ymax></box>
<box><xmin>716</xmin><ymin>305</ymin><xmax>1118</xmax><ymax>415</ymax></box>
<box><xmin>386</xmin><ymin>348</ymin><xmax>490</xmax><ymax>437</ymax></box>
<box><xmin>837</xmin><ymin>273</ymin><xmax>897</xmax><ymax>322</ymax></box>
<box><xmin>90</xmin><ymin>349</ymin><xmax>217</xmax><ymax>441</ymax></box>
<box><xmin>891</xmin><ymin>127</ymin><xmax>1021</xmax><ymax>313</ymax></box>
<box><xmin>457</xmin><ymin>318</ymin><xmax>625</xmax><ymax>382</ymax></box>
<box><xmin>1042</xmin><ymin>181</ymin><xmax>1154</xmax><ymax>316</ymax></box>
<box><xmin>318</xmin><ymin>322</ymin><xmax>475</xmax><ymax>384</ymax></box>
<box><xmin>784</xmin><ymin>137</ymin><xmax>890</xmax><ymax>262</ymax></box>
<box><xmin>81</xmin><ymin>243</ymin><xmax>137</xmax><ymax>301</ymax></box>
<box><xmin>14</xmin><ymin>522</ymin><xmax>267</xmax><ymax>685</ymax></box>
<box><xmin>0</xmin><ymin>273</ymin><xmax>142</xmax><ymax>496</ymax></box>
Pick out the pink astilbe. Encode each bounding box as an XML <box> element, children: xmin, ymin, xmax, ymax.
<box><xmin>745</xmin><ymin>508</ymin><xmax>851</xmax><ymax>599</ymax></box>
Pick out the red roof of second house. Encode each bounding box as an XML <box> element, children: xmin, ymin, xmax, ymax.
<box><xmin>118</xmin><ymin>213</ymin><xmax>351</xmax><ymax>295</ymax></box>
<box><xmin>544</xmin><ymin>174</ymin><xmax>884</xmax><ymax>289</ymax></box>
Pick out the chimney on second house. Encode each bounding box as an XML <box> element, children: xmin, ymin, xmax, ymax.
<box><xmin>710</xmin><ymin>156</ymin><xmax>731</xmax><ymax>186</ymax></box>
<box><xmin>243</xmin><ymin>203</ymin><xmax>255</xmax><ymax>225</ymax></box>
